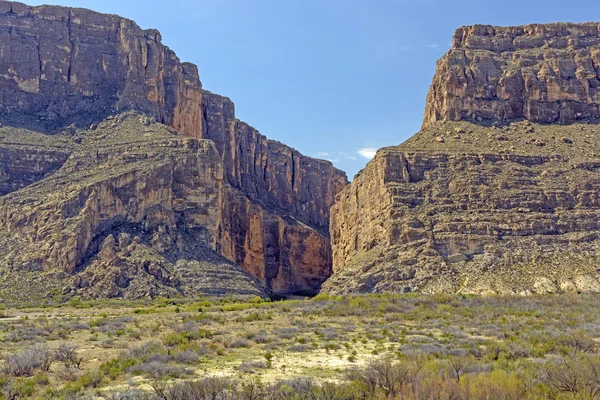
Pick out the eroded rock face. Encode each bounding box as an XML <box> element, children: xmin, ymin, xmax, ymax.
<box><xmin>0</xmin><ymin>2</ymin><xmax>348</xmax><ymax>298</ymax></box>
<box><xmin>327</xmin><ymin>22</ymin><xmax>600</xmax><ymax>295</ymax></box>
<box><xmin>202</xmin><ymin>91</ymin><xmax>347</xmax><ymax>293</ymax></box>
<box><xmin>0</xmin><ymin>1</ymin><xmax>203</xmax><ymax>136</ymax></box>
<box><xmin>0</xmin><ymin>115</ymin><xmax>264</xmax><ymax>301</ymax></box>
<box><xmin>423</xmin><ymin>23</ymin><xmax>600</xmax><ymax>127</ymax></box>
<box><xmin>202</xmin><ymin>91</ymin><xmax>347</xmax><ymax>230</ymax></box>
<box><xmin>219</xmin><ymin>188</ymin><xmax>332</xmax><ymax>294</ymax></box>
<box><xmin>0</xmin><ymin>147</ymin><xmax>70</xmax><ymax>195</ymax></box>
<box><xmin>326</xmin><ymin>142</ymin><xmax>600</xmax><ymax>295</ymax></box>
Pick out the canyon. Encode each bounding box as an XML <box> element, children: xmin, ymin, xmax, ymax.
<box><xmin>2</xmin><ymin>2</ymin><xmax>600</xmax><ymax>300</ymax></box>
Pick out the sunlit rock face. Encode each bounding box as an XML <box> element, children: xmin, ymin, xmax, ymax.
<box><xmin>325</xmin><ymin>22</ymin><xmax>600</xmax><ymax>296</ymax></box>
<box><xmin>423</xmin><ymin>23</ymin><xmax>600</xmax><ymax>128</ymax></box>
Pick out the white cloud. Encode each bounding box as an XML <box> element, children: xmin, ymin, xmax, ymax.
<box><xmin>316</xmin><ymin>152</ymin><xmax>329</xmax><ymax>157</ymax></box>
<box><xmin>427</xmin><ymin>43</ymin><xmax>440</xmax><ymax>49</ymax></box>
<box><xmin>339</xmin><ymin>152</ymin><xmax>357</xmax><ymax>161</ymax></box>
<box><xmin>358</xmin><ymin>148</ymin><xmax>377</xmax><ymax>159</ymax></box>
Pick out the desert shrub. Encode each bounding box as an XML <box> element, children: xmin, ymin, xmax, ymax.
<box><xmin>128</xmin><ymin>342</ymin><xmax>164</xmax><ymax>359</ymax></box>
<box><xmin>230</xmin><ymin>338</ymin><xmax>252</xmax><ymax>348</ymax></box>
<box><xmin>56</xmin><ymin>343</ymin><xmax>83</xmax><ymax>369</ymax></box>
<box><xmin>100</xmin><ymin>357</ymin><xmax>140</xmax><ymax>380</ymax></box>
<box><xmin>557</xmin><ymin>332</ymin><xmax>596</xmax><ymax>353</ymax></box>
<box><xmin>162</xmin><ymin>329</ymin><xmax>211</xmax><ymax>347</ymax></box>
<box><xmin>540</xmin><ymin>354</ymin><xmax>600</xmax><ymax>398</ymax></box>
<box><xmin>460</xmin><ymin>369</ymin><xmax>524</xmax><ymax>400</ymax></box>
<box><xmin>145</xmin><ymin>353</ymin><xmax>172</xmax><ymax>364</ymax></box>
<box><xmin>33</xmin><ymin>373</ymin><xmax>50</xmax><ymax>386</ymax></box>
<box><xmin>237</xmin><ymin>360</ymin><xmax>267</xmax><ymax>373</ymax></box>
<box><xmin>276</xmin><ymin>327</ymin><xmax>299</xmax><ymax>339</ymax></box>
<box><xmin>358</xmin><ymin>357</ymin><xmax>418</xmax><ymax>397</ymax></box>
<box><xmin>155</xmin><ymin>377</ymin><xmax>231</xmax><ymax>400</ymax></box>
<box><xmin>108</xmin><ymin>389</ymin><xmax>152</xmax><ymax>400</ymax></box>
<box><xmin>1</xmin><ymin>377</ymin><xmax>35</xmax><ymax>399</ymax></box>
<box><xmin>62</xmin><ymin>371</ymin><xmax>104</xmax><ymax>395</ymax></box>
<box><xmin>128</xmin><ymin>361</ymin><xmax>191</xmax><ymax>379</ymax></box>
<box><xmin>288</xmin><ymin>344</ymin><xmax>310</xmax><ymax>352</ymax></box>
<box><xmin>173</xmin><ymin>350</ymin><xmax>199</xmax><ymax>364</ymax></box>
<box><xmin>162</xmin><ymin>332</ymin><xmax>191</xmax><ymax>347</ymax></box>
<box><xmin>252</xmin><ymin>331</ymin><xmax>271</xmax><ymax>344</ymax></box>
<box><xmin>2</xmin><ymin>344</ymin><xmax>53</xmax><ymax>377</ymax></box>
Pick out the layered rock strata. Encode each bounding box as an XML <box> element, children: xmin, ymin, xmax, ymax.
<box><xmin>424</xmin><ymin>23</ymin><xmax>600</xmax><ymax>127</ymax></box>
<box><xmin>0</xmin><ymin>1</ymin><xmax>202</xmax><ymax>136</ymax></box>
<box><xmin>202</xmin><ymin>91</ymin><xmax>347</xmax><ymax>293</ymax></box>
<box><xmin>327</xmin><ymin>23</ymin><xmax>600</xmax><ymax>295</ymax></box>
<box><xmin>0</xmin><ymin>114</ymin><xmax>264</xmax><ymax>301</ymax></box>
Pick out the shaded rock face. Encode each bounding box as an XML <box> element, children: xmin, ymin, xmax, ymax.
<box><xmin>423</xmin><ymin>23</ymin><xmax>600</xmax><ymax>127</ymax></box>
<box><xmin>202</xmin><ymin>91</ymin><xmax>347</xmax><ymax>230</ymax></box>
<box><xmin>0</xmin><ymin>2</ymin><xmax>348</xmax><ymax>299</ymax></box>
<box><xmin>0</xmin><ymin>147</ymin><xmax>70</xmax><ymax>195</ymax></box>
<box><xmin>219</xmin><ymin>188</ymin><xmax>333</xmax><ymax>294</ymax></box>
<box><xmin>0</xmin><ymin>1</ymin><xmax>202</xmax><ymax>136</ymax></box>
<box><xmin>202</xmin><ymin>91</ymin><xmax>348</xmax><ymax>294</ymax></box>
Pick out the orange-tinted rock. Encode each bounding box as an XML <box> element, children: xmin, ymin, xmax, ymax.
<box><xmin>219</xmin><ymin>188</ymin><xmax>332</xmax><ymax>294</ymax></box>
<box><xmin>202</xmin><ymin>92</ymin><xmax>347</xmax><ymax>293</ymax></box>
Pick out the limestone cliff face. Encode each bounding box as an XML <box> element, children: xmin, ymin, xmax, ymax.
<box><xmin>202</xmin><ymin>91</ymin><xmax>347</xmax><ymax>230</ymax></box>
<box><xmin>220</xmin><ymin>188</ymin><xmax>333</xmax><ymax>294</ymax></box>
<box><xmin>0</xmin><ymin>1</ymin><xmax>203</xmax><ymax>136</ymax></box>
<box><xmin>423</xmin><ymin>23</ymin><xmax>600</xmax><ymax>127</ymax></box>
<box><xmin>0</xmin><ymin>146</ymin><xmax>70</xmax><ymax>195</ymax></box>
<box><xmin>202</xmin><ymin>91</ymin><xmax>347</xmax><ymax>293</ymax></box>
<box><xmin>0</xmin><ymin>1</ymin><xmax>348</xmax><ymax>299</ymax></box>
<box><xmin>326</xmin><ymin>138</ymin><xmax>600</xmax><ymax>295</ymax></box>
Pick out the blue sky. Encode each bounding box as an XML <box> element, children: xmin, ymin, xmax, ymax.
<box><xmin>26</xmin><ymin>0</ymin><xmax>600</xmax><ymax>178</ymax></box>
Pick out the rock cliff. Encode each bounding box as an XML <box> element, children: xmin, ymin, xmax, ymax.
<box><xmin>423</xmin><ymin>23</ymin><xmax>600</xmax><ymax>127</ymax></box>
<box><xmin>326</xmin><ymin>23</ymin><xmax>600</xmax><ymax>295</ymax></box>
<box><xmin>202</xmin><ymin>91</ymin><xmax>347</xmax><ymax>293</ymax></box>
<box><xmin>0</xmin><ymin>2</ymin><xmax>347</xmax><ymax>301</ymax></box>
<box><xmin>0</xmin><ymin>1</ymin><xmax>203</xmax><ymax>136</ymax></box>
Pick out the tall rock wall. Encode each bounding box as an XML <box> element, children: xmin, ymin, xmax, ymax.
<box><xmin>202</xmin><ymin>91</ymin><xmax>347</xmax><ymax>293</ymax></box>
<box><xmin>202</xmin><ymin>91</ymin><xmax>347</xmax><ymax>230</ymax></box>
<box><xmin>0</xmin><ymin>116</ymin><xmax>265</xmax><ymax>301</ymax></box>
<box><xmin>327</xmin><ymin>22</ymin><xmax>600</xmax><ymax>295</ymax></box>
<box><xmin>0</xmin><ymin>1</ymin><xmax>203</xmax><ymax>136</ymax></box>
<box><xmin>423</xmin><ymin>23</ymin><xmax>600</xmax><ymax>127</ymax></box>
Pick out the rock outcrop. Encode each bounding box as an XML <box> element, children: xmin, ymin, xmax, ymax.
<box><xmin>0</xmin><ymin>115</ymin><xmax>264</xmax><ymax>301</ymax></box>
<box><xmin>423</xmin><ymin>23</ymin><xmax>600</xmax><ymax>127</ymax></box>
<box><xmin>0</xmin><ymin>1</ymin><xmax>203</xmax><ymax>136</ymax></box>
<box><xmin>326</xmin><ymin>23</ymin><xmax>600</xmax><ymax>295</ymax></box>
<box><xmin>0</xmin><ymin>2</ymin><xmax>347</xmax><ymax>301</ymax></box>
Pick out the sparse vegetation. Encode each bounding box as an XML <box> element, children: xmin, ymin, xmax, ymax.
<box><xmin>1</xmin><ymin>293</ymin><xmax>600</xmax><ymax>398</ymax></box>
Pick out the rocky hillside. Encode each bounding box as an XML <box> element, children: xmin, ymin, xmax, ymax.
<box><xmin>325</xmin><ymin>23</ymin><xmax>600</xmax><ymax>295</ymax></box>
<box><xmin>0</xmin><ymin>1</ymin><xmax>347</xmax><ymax>302</ymax></box>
